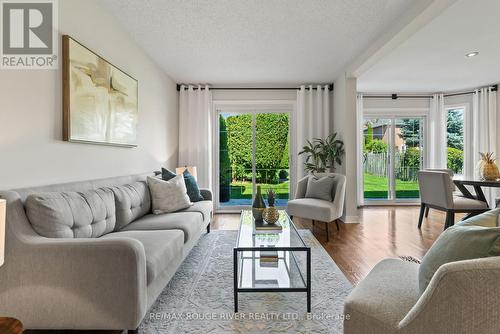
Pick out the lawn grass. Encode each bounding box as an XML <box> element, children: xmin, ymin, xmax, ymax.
<box><xmin>364</xmin><ymin>173</ymin><xmax>419</xmax><ymax>199</ymax></box>
<box><xmin>230</xmin><ymin>180</ymin><xmax>290</xmax><ymax>199</ymax></box>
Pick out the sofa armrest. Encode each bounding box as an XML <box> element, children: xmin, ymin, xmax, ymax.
<box><xmin>0</xmin><ymin>235</ymin><xmax>148</xmax><ymax>330</ymax></box>
<box><xmin>399</xmin><ymin>257</ymin><xmax>500</xmax><ymax>333</ymax></box>
<box><xmin>200</xmin><ymin>188</ymin><xmax>213</xmax><ymax>201</ymax></box>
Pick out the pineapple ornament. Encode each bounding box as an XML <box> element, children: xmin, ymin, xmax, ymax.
<box><xmin>263</xmin><ymin>188</ymin><xmax>280</xmax><ymax>224</ymax></box>
<box><xmin>478</xmin><ymin>152</ymin><xmax>500</xmax><ymax>181</ymax></box>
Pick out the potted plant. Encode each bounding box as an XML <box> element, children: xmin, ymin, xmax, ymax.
<box><xmin>298</xmin><ymin>133</ymin><xmax>345</xmax><ymax>173</ymax></box>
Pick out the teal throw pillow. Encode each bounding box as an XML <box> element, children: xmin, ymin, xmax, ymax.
<box><xmin>161</xmin><ymin>168</ymin><xmax>204</xmax><ymax>202</ymax></box>
<box><xmin>161</xmin><ymin>167</ymin><xmax>176</xmax><ymax>181</ymax></box>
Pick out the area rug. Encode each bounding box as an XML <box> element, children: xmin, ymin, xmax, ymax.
<box><xmin>140</xmin><ymin>230</ymin><xmax>352</xmax><ymax>334</ymax></box>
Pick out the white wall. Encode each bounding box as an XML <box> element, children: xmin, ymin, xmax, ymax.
<box><xmin>333</xmin><ymin>74</ymin><xmax>358</xmax><ymax>222</ymax></box>
<box><xmin>0</xmin><ymin>0</ymin><xmax>178</xmax><ymax>189</ymax></box>
<box><xmin>212</xmin><ymin>89</ymin><xmax>297</xmax><ymax>101</ymax></box>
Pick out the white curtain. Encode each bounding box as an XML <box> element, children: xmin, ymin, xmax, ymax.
<box><xmin>473</xmin><ymin>87</ymin><xmax>497</xmax><ymax>206</ymax></box>
<box><xmin>428</xmin><ymin>93</ymin><xmax>447</xmax><ymax>168</ymax></box>
<box><xmin>178</xmin><ymin>85</ymin><xmax>213</xmax><ymax>189</ymax></box>
<box><xmin>295</xmin><ymin>85</ymin><xmax>331</xmax><ymax>181</ymax></box>
<box><xmin>356</xmin><ymin>93</ymin><xmax>364</xmax><ymax>206</ymax></box>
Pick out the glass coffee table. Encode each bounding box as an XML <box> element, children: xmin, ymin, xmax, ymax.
<box><xmin>233</xmin><ymin>210</ymin><xmax>311</xmax><ymax>313</ymax></box>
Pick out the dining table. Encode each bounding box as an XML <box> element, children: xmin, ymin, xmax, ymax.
<box><xmin>453</xmin><ymin>177</ymin><xmax>500</xmax><ymax>207</ymax></box>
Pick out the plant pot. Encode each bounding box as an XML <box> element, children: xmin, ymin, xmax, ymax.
<box><xmin>252</xmin><ymin>185</ymin><xmax>266</xmax><ymax>222</ymax></box>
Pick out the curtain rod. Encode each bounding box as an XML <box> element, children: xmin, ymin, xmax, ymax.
<box><xmin>362</xmin><ymin>84</ymin><xmax>498</xmax><ymax>100</ymax></box>
<box><xmin>176</xmin><ymin>84</ymin><xmax>334</xmax><ymax>92</ymax></box>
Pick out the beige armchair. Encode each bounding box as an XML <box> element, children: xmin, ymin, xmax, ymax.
<box><xmin>286</xmin><ymin>173</ymin><xmax>346</xmax><ymax>242</ymax></box>
<box><xmin>417</xmin><ymin>170</ymin><xmax>488</xmax><ymax>230</ymax></box>
<box><xmin>344</xmin><ymin>256</ymin><xmax>500</xmax><ymax>334</ymax></box>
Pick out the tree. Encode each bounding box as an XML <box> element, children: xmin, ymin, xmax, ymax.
<box><xmin>447</xmin><ymin>147</ymin><xmax>464</xmax><ymax>174</ymax></box>
<box><xmin>364</xmin><ymin>122</ymin><xmax>373</xmax><ymax>149</ymax></box>
<box><xmin>399</xmin><ymin>119</ymin><xmax>421</xmax><ymax>147</ymax></box>
<box><xmin>365</xmin><ymin>139</ymin><xmax>388</xmax><ymax>153</ymax></box>
<box><xmin>219</xmin><ymin>115</ymin><xmax>231</xmax><ymax>202</ymax></box>
<box><xmin>447</xmin><ymin>109</ymin><xmax>464</xmax><ymax>150</ymax></box>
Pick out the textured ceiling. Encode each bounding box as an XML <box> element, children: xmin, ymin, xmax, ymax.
<box><xmin>102</xmin><ymin>0</ymin><xmax>413</xmax><ymax>84</ymax></box>
<box><xmin>358</xmin><ymin>0</ymin><xmax>500</xmax><ymax>93</ymax></box>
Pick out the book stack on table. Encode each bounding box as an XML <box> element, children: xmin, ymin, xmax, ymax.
<box><xmin>253</xmin><ymin>220</ymin><xmax>282</xmax><ymax>234</ymax></box>
<box><xmin>260</xmin><ymin>249</ymin><xmax>278</xmax><ymax>267</ymax></box>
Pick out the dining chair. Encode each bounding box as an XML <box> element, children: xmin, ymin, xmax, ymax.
<box><xmin>417</xmin><ymin>170</ymin><xmax>489</xmax><ymax>229</ymax></box>
<box><xmin>422</xmin><ymin>168</ymin><xmax>456</xmax><ymax>218</ymax></box>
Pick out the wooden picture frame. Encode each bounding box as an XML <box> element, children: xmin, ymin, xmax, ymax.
<box><xmin>62</xmin><ymin>35</ymin><xmax>138</xmax><ymax>147</ymax></box>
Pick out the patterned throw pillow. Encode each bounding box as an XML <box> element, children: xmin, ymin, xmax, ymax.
<box><xmin>147</xmin><ymin>175</ymin><xmax>192</xmax><ymax>214</ymax></box>
<box><xmin>162</xmin><ymin>167</ymin><xmax>204</xmax><ymax>202</ymax></box>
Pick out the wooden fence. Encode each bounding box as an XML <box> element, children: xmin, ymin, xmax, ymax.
<box><xmin>363</xmin><ymin>152</ymin><xmax>419</xmax><ymax>181</ymax></box>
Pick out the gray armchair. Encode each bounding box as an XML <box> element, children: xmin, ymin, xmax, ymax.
<box><xmin>286</xmin><ymin>173</ymin><xmax>346</xmax><ymax>241</ymax></box>
<box><xmin>417</xmin><ymin>170</ymin><xmax>488</xmax><ymax>229</ymax></box>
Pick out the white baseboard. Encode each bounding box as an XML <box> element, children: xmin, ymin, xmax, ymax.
<box><xmin>340</xmin><ymin>215</ymin><xmax>359</xmax><ymax>223</ymax></box>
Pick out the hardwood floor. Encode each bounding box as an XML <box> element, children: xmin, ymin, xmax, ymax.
<box><xmin>213</xmin><ymin>206</ymin><xmax>464</xmax><ymax>285</ymax></box>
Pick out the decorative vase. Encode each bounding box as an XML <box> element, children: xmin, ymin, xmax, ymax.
<box><xmin>252</xmin><ymin>185</ymin><xmax>266</xmax><ymax>222</ymax></box>
<box><xmin>263</xmin><ymin>207</ymin><xmax>280</xmax><ymax>224</ymax></box>
<box><xmin>479</xmin><ymin>152</ymin><xmax>500</xmax><ymax>181</ymax></box>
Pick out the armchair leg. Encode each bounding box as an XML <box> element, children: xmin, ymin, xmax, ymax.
<box><xmin>418</xmin><ymin>204</ymin><xmax>426</xmax><ymax>229</ymax></box>
<box><xmin>325</xmin><ymin>221</ymin><xmax>329</xmax><ymax>242</ymax></box>
<box><xmin>424</xmin><ymin>206</ymin><xmax>430</xmax><ymax>218</ymax></box>
<box><xmin>128</xmin><ymin>329</ymin><xmax>139</xmax><ymax>334</ymax></box>
<box><xmin>312</xmin><ymin>220</ymin><xmax>315</xmax><ymax>226</ymax></box>
<box><xmin>206</xmin><ymin>223</ymin><xmax>210</xmax><ymax>233</ymax></box>
<box><xmin>335</xmin><ymin>219</ymin><xmax>340</xmax><ymax>231</ymax></box>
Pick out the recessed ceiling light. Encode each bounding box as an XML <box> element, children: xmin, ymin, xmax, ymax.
<box><xmin>465</xmin><ymin>52</ymin><xmax>479</xmax><ymax>58</ymax></box>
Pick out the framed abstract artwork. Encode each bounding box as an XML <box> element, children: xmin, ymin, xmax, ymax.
<box><xmin>62</xmin><ymin>35</ymin><xmax>138</xmax><ymax>147</ymax></box>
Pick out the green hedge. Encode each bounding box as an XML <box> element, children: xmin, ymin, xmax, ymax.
<box><xmin>447</xmin><ymin>147</ymin><xmax>463</xmax><ymax>174</ymax></box>
<box><xmin>226</xmin><ymin>113</ymin><xmax>289</xmax><ymax>183</ymax></box>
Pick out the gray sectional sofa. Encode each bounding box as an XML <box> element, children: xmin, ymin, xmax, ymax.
<box><xmin>0</xmin><ymin>173</ymin><xmax>212</xmax><ymax>332</ymax></box>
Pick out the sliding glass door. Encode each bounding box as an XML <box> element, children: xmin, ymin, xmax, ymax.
<box><xmin>362</xmin><ymin>117</ymin><xmax>424</xmax><ymax>202</ymax></box>
<box><xmin>217</xmin><ymin>109</ymin><xmax>290</xmax><ymax>209</ymax></box>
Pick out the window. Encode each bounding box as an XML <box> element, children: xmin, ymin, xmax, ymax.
<box><xmin>362</xmin><ymin>117</ymin><xmax>424</xmax><ymax>201</ymax></box>
<box><xmin>215</xmin><ymin>104</ymin><xmax>292</xmax><ymax>211</ymax></box>
<box><xmin>446</xmin><ymin>107</ymin><xmax>465</xmax><ymax>175</ymax></box>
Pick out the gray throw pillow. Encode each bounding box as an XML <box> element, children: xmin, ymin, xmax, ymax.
<box><xmin>147</xmin><ymin>175</ymin><xmax>192</xmax><ymax>214</ymax></box>
<box><xmin>419</xmin><ymin>210</ymin><xmax>500</xmax><ymax>294</ymax></box>
<box><xmin>305</xmin><ymin>175</ymin><xmax>335</xmax><ymax>201</ymax></box>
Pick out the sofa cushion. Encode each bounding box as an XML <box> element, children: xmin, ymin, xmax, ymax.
<box><xmin>110</xmin><ymin>181</ymin><xmax>151</xmax><ymax>230</ymax></box>
<box><xmin>121</xmin><ymin>212</ymin><xmax>205</xmax><ymax>243</ymax></box>
<box><xmin>180</xmin><ymin>200</ymin><xmax>213</xmax><ymax>223</ymax></box>
<box><xmin>25</xmin><ymin>188</ymin><xmax>115</xmax><ymax>238</ymax></box>
<box><xmin>419</xmin><ymin>213</ymin><xmax>500</xmax><ymax>294</ymax></box>
<box><xmin>101</xmin><ymin>230</ymin><xmax>184</xmax><ymax>285</ymax></box>
<box><xmin>287</xmin><ymin>198</ymin><xmax>336</xmax><ymax>222</ymax></box>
